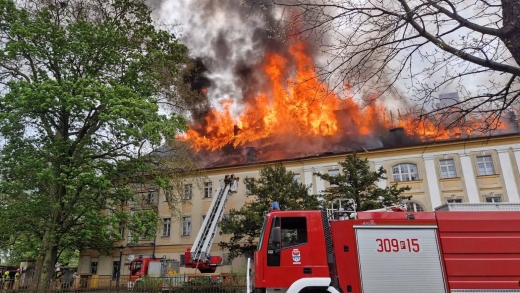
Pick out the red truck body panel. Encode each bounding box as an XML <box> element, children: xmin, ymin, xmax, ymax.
<box><xmin>255</xmin><ymin>209</ymin><xmax>520</xmax><ymax>293</ymax></box>
<box><xmin>330</xmin><ymin>212</ymin><xmax>441</xmax><ymax>293</ymax></box>
<box><xmin>436</xmin><ymin>211</ymin><xmax>520</xmax><ymax>290</ymax></box>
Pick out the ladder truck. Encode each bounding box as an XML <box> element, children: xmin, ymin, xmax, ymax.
<box><xmin>253</xmin><ymin>200</ymin><xmax>520</xmax><ymax>293</ymax></box>
<box><xmin>184</xmin><ymin>175</ymin><xmax>239</xmax><ymax>273</ymax></box>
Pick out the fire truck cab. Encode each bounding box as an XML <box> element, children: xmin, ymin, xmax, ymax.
<box><xmin>254</xmin><ymin>202</ymin><xmax>520</xmax><ymax>293</ymax></box>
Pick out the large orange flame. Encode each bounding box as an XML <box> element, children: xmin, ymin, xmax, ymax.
<box><xmin>182</xmin><ymin>42</ymin><xmax>510</xmax><ymax>152</ymax></box>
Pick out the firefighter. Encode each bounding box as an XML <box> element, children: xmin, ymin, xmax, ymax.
<box><xmin>14</xmin><ymin>269</ymin><xmax>20</xmax><ymax>290</ymax></box>
<box><xmin>3</xmin><ymin>270</ymin><xmax>10</xmax><ymax>290</ymax></box>
<box><xmin>54</xmin><ymin>267</ymin><xmax>63</xmax><ymax>289</ymax></box>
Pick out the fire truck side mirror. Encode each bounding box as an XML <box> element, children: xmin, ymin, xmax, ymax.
<box><xmin>271</xmin><ymin>227</ymin><xmax>281</xmax><ymax>245</ymax></box>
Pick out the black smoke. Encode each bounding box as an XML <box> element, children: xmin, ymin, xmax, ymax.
<box><xmin>154</xmin><ymin>0</ymin><xmax>319</xmax><ymax>119</ymax></box>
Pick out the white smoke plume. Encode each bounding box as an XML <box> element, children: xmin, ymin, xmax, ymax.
<box><xmin>152</xmin><ymin>0</ymin><xmax>294</xmax><ymax>117</ymax></box>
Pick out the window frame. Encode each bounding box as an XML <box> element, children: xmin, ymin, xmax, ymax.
<box><xmin>476</xmin><ymin>155</ymin><xmax>495</xmax><ymax>176</ymax></box>
<box><xmin>406</xmin><ymin>202</ymin><xmax>425</xmax><ymax>212</ymax></box>
<box><xmin>147</xmin><ymin>191</ymin><xmax>156</xmax><ymax>204</ymax></box>
<box><xmin>485</xmin><ymin>196</ymin><xmax>502</xmax><ymax>203</ymax></box>
<box><xmin>118</xmin><ymin>222</ymin><xmax>125</xmax><ymax>240</ymax></box>
<box><xmin>446</xmin><ymin>198</ymin><xmax>463</xmax><ymax>203</ymax></box>
<box><xmin>184</xmin><ymin>184</ymin><xmax>193</xmax><ymax>200</ymax></box>
<box><xmin>392</xmin><ymin>163</ymin><xmax>419</xmax><ymax>182</ymax></box>
<box><xmin>222</xmin><ymin>253</ymin><xmax>232</xmax><ymax>265</ymax></box>
<box><xmin>439</xmin><ymin>159</ymin><xmax>457</xmax><ymax>179</ymax></box>
<box><xmin>163</xmin><ymin>218</ymin><xmax>171</xmax><ymax>237</ymax></box>
<box><xmin>112</xmin><ymin>261</ymin><xmax>120</xmax><ymax>280</ymax></box>
<box><xmin>328</xmin><ymin>169</ymin><xmax>340</xmax><ymax>187</ymax></box>
<box><xmin>293</xmin><ymin>173</ymin><xmax>301</xmax><ymax>184</ymax></box>
<box><xmin>204</xmin><ymin>182</ymin><xmax>213</xmax><ymax>198</ymax></box>
<box><xmin>182</xmin><ymin>216</ymin><xmax>191</xmax><ymax>236</ymax></box>
<box><xmin>90</xmin><ymin>262</ymin><xmax>98</xmax><ymax>275</ymax></box>
<box><xmin>244</xmin><ymin>178</ymin><xmax>255</xmax><ymax>195</ymax></box>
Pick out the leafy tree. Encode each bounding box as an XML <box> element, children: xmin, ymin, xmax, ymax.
<box><xmin>315</xmin><ymin>153</ymin><xmax>411</xmax><ymax>211</ymax></box>
<box><xmin>260</xmin><ymin>0</ymin><xmax>520</xmax><ymax>133</ymax></box>
<box><xmin>218</xmin><ymin>163</ymin><xmax>319</xmax><ymax>261</ymax></box>
<box><xmin>0</xmin><ymin>0</ymin><xmax>203</xmax><ymax>285</ymax></box>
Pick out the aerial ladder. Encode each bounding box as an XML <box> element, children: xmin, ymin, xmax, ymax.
<box><xmin>184</xmin><ymin>175</ymin><xmax>239</xmax><ymax>273</ymax></box>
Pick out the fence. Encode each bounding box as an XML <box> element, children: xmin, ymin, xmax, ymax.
<box><xmin>0</xmin><ymin>274</ymin><xmax>247</xmax><ymax>293</ymax></box>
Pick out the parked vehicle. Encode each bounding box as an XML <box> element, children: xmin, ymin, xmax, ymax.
<box><xmin>253</xmin><ymin>200</ymin><xmax>520</xmax><ymax>293</ymax></box>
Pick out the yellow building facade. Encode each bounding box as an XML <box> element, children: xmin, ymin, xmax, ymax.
<box><xmin>78</xmin><ymin>133</ymin><xmax>520</xmax><ymax>278</ymax></box>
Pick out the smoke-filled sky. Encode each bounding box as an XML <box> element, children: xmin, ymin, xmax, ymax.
<box><xmin>148</xmin><ymin>0</ymin><xmax>461</xmax><ymax>119</ymax></box>
<box><xmin>151</xmin><ymin>0</ymin><xmax>299</xmax><ymax>116</ymax></box>
<box><xmin>149</xmin><ymin>0</ymin><xmax>517</xmax><ymax>123</ymax></box>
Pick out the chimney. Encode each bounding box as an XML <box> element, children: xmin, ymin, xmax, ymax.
<box><xmin>389</xmin><ymin>127</ymin><xmax>406</xmax><ymax>146</ymax></box>
<box><xmin>245</xmin><ymin>147</ymin><xmax>256</xmax><ymax>163</ymax></box>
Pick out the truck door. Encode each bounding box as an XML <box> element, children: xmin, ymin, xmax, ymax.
<box><xmin>355</xmin><ymin>225</ymin><xmax>447</xmax><ymax>293</ymax></box>
<box><xmin>265</xmin><ymin>215</ymin><xmax>313</xmax><ymax>288</ymax></box>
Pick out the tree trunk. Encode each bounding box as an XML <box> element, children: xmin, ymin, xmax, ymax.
<box><xmin>501</xmin><ymin>0</ymin><xmax>520</xmax><ymax>67</ymax></box>
<box><xmin>29</xmin><ymin>248</ymin><xmax>45</xmax><ymax>291</ymax></box>
<box><xmin>32</xmin><ymin>229</ymin><xmax>59</xmax><ymax>292</ymax></box>
<box><xmin>41</xmin><ymin>244</ymin><xmax>59</xmax><ymax>291</ymax></box>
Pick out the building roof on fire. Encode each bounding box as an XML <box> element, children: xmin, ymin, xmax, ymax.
<box><xmin>195</xmin><ymin>130</ymin><xmax>520</xmax><ymax>170</ymax></box>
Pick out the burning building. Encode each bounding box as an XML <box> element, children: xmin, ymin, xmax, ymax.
<box><xmin>77</xmin><ymin>0</ymin><xmax>520</xmax><ymax>277</ymax></box>
<box><xmin>78</xmin><ymin>131</ymin><xmax>520</xmax><ymax>278</ymax></box>
<box><xmin>79</xmin><ymin>41</ymin><xmax>520</xmax><ymax>276</ymax></box>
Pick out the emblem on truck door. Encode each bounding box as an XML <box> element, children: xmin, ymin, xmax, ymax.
<box><xmin>292</xmin><ymin>249</ymin><xmax>301</xmax><ymax>264</ymax></box>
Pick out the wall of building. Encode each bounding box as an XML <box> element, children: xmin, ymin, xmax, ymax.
<box><xmin>79</xmin><ymin>134</ymin><xmax>520</xmax><ymax>277</ymax></box>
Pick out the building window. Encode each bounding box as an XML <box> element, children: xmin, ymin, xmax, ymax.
<box><xmin>447</xmin><ymin>198</ymin><xmax>462</xmax><ymax>203</ymax></box>
<box><xmin>90</xmin><ymin>262</ymin><xmax>98</xmax><ymax>274</ymax></box>
<box><xmin>392</xmin><ymin>163</ymin><xmax>419</xmax><ymax>182</ymax></box>
<box><xmin>293</xmin><ymin>173</ymin><xmax>301</xmax><ymax>184</ymax></box>
<box><xmin>439</xmin><ymin>159</ymin><xmax>457</xmax><ymax>178</ymax></box>
<box><xmin>485</xmin><ymin>195</ymin><xmax>502</xmax><ymax>203</ymax></box>
<box><xmin>182</xmin><ymin>216</ymin><xmax>191</xmax><ymax>236</ymax></box>
<box><xmin>244</xmin><ymin>178</ymin><xmax>254</xmax><ymax>195</ymax></box>
<box><xmin>118</xmin><ymin>222</ymin><xmax>125</xmax><ymax>240</ymax></box>
<box><xmin>112</xmin><ymin>261</ymin><xmax>120</xmax><ymax>280</ymax></box>
<box><xmin>204</xmin><ymin>182</ymin><xmax>212</xmax><ymax>198</ymax></box>
<box><xmin>477</xmin><ymin>156</ymin><xmax>495</xmax><ymax>176</ymax></box>
<box><xmin>184</xmin><ymin>184</ymin><xmax>192</xmax><ymax>200</ymax></box>
<box><xmin>222</xmin><ymin>253</ymin><xmax>232</xmax><ymax>265</ymax></box>
<box><xmin>180</xmin><ymin>254</ymin><xmax>185</xmax><ymax>266</ymax></box>
<box><xmin>147</xmin><ymin>191</ymin><xmax>156</xmax><ymax>204</ymax></box>
<box><xmin>163</xmin><ymin>218</ymin><xmax>171</xmax><ymax>237</ymax></box>
<box><xmin>328</xmin><ymin>169</ymin><xmax>340</xmax><ymax>187</ymax></box>
<box><xmin>406</xmin><ymin>202</ymin><xmax>425</xmax><ymax>212</ymax></box>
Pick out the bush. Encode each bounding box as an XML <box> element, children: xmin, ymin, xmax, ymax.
<box><xmin>133</xmin><ymin>276</ymin><xmax>163</xmax><ymax>293</ymax></box>
<box><xmin>175</xmin><ymin>276</ymin><xmax>241</xmax><ymax>293</ymax></box>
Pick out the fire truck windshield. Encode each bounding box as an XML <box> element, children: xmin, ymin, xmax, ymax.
<box><xmin>257</xmin><ymin>217</ymin><xmax>268</xmax><ymax>250</ymax></box>
<box><xmin>130</xmin><ymin>261</ymin><xmax>142</xmax><ymax>275</ymax></box>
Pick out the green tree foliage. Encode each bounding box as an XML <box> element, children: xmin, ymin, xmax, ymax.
<box><xmin>218</xmin><ymin>163</ymin><xmax>319</xmax><ymax>261</ymax></box>
<box><xmin>0</xmin><ymin>0</ymin><xmax>202</xmax><ymax>284</ymax></box>
<box><xmin>315</xmin><ymin>153</ymin><xmax>411</xmax><ymax>211</ymax></box>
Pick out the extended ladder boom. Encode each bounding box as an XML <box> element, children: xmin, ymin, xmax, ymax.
<box><xmin>190</xmin><ymin>176</ymin><xmax>238</xmax><ymax>264</ymax></box>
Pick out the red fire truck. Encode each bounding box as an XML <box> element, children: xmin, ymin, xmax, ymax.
<box><xmin>253</xmin><ymin>199</ymin><xmax>520</xmax><ymax>293</ymax></box>
<box><xmin>128</xmin><ymin>256</ymin><xmax>179</xmax><ymax>289</ymax></box>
